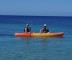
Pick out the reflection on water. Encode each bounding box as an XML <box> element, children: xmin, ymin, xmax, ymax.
<box><xmin>14</xmin><ymin>36</ymin><xmax>64</xmax><ymax>48</ymax></box>
<box><xmin>13</xmin><ymin>36</ymin><xmax>65</xmax><ymax>60</ymax></box>
<box><xmin>34</xmin><ymin>36</ymin><xmax>64</xmax><ymax>40</ymax></box>
<box><xmin>15</xmin><ymin>36</ymin><xmax>64</xmax><ymax>40</ymax></box>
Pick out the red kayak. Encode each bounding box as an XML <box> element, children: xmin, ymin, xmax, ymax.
<box><xmin>15</xmin><ymin>32</ymin><xmax>64</xmax><ymax>37</ymax></box>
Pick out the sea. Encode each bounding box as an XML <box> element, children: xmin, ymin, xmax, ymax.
<box><xmin>0</xmin><ymin>15</ymin><xmax>72</xmax><ymax>60</ymax></box>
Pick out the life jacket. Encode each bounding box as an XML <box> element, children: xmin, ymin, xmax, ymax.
<box><xmin>42</xmin><ymin>28</ymin><xmax>46</xmax><ymax>33</ymax></box>
<box><xmin>24</xmin><ymin>27</ymin><xmax>30</xmax><ymax>32</ymax></box>
<box><xmin>42</xmin><ymin>28</ymin><xmax>49</xmax><ymax>33</ymax></box>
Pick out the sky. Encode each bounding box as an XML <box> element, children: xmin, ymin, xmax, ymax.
<box><xmin>0</xmin><ymin>0</ymin><xmax>72</xmax><ymax>16</ymax></box>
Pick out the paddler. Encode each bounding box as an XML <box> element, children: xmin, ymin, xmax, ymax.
<box><xmin>24</xmin><ymin>24</ymin><xmax>31</xmax><ymax>33</ymax></box>
<box><xmin>40</xmin><ymin>24</ymin><xmax>49</xmax><ymax>33</ymax></box>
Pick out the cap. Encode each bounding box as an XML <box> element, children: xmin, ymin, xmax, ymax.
<box><xmin>44</xmin><ymin>24</ymin><xmax>46</xmax><ymax>26</ymax></box>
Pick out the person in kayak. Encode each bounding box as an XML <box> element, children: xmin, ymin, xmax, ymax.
<box><xmin>40</xmin><ymin>24</ymin><xmax>49</xmax><ymax>33</ymax></box>
<box><xmin>24</xmin><ymin>24</ymin><xmax>31</xmax><ymax>33</ymax></box>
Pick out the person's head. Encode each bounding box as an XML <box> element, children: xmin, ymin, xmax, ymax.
<box><xmin>43</xmin><ymin>24</ymin><xmax>47</xmax><ymax>28</ymax></box>
<box><xmin>26</xmin><ymin>24</ymin><xmax>29</xmax><ymax>27</ymax></box>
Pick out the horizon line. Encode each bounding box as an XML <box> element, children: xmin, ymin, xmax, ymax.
<box><xmin>0</xmin><ymin>15</ymin><xmax>72</xmax><ymax>17</ymax></box>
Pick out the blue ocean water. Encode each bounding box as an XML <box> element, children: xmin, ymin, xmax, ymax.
<box><xmin>0</xmin><ymin>15</ymin><xmax>72</xmax><ymax>60</ymax></box>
